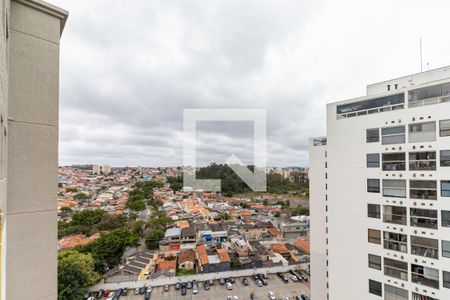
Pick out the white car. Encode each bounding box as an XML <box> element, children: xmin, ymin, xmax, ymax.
<box><xmin>268</xmin><ymin>291</ymin><xmax>276</xmax><ymax>300</ymax></box>
<box><xmin>290</xmin><ymin>275</ymin><xmax>299</xmax><ymax>282</ymax></box>
<box><xmin>233</xmin><ymin>296</ymin><xmax>239</xmax><ymax>300</ymax></box>
<box><xmin>226</xmin><ymin>282</ymin><xmax>233</xmax><ymax>290</ymax></box>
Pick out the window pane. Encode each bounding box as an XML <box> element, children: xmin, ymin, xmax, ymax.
<box><xmin>382</xmin><ymin>126</ymin><xmax>406</xmax><ymax>145</ymax></box>
<box><xmin>369</xmin><ymin>254</ymin><xmax>381</xmax><ymax>270</ymax></box>
<box><xmin>409</xmin><ymin>151</ymin><xmax>436</xmax><ymax>171</ymax></box>
<box><xmin>367</xmin><ymin>179</ymin><xmax>380</xmax><ymax>193</ymax></box>
<box><xmin>368</xmin><ymin>229</ymin><xmax>381</xmax><ymax>244</ymax></box>
<box><xmin>444</xmin><ymin>271</ymin><xmax>450</xmax><ymax>289</ymax></box>
<box><xmin>442</xmin><ymin>210</ymin><xmax>450</xmax><ymax>228</ymax></box>
<box><xmin>367</xmin><ymin>153</ymin><xmax>380</xmax><ymax>168</ymax></box>
<box><xmin>367</xmin><ymin>128</ymin><xmax>379</xmax><ymax>143</ymax></box>
<box><xmin>441</xmin><ymin>150</ymin><xmax>450</xmax><ymax>167</ymax></box>
<box><xmin>382</xmin><ymin>153</ymin><xmax>406</xmax><ymax>171</ymax></box>
<box><xmin>369</xmin><ymin>280</ymin><xmax>382</xmax><ymax>296</ymax></box>
<box><xmin>409</xmin><ymin>122</ymin><xmax>436</xmax><ymax>143</ymax></box>
<box><xmin>441</xmin><ymin>120</ymin><xmax>450</xmax><ymax>137</ymax></box>
<box><xmin>383</xmin><ymin>180</ymin><xmax>406</xmax><ymax>198</ymax></box>
<box><xmin>442</xmin><ymin>181</ymin><xmax>450</xmax><ymax>197</ymax></box>
<box><xmin>382</xmin><ymin>126</ymin><xmax>405</xmax><ymax>135</ymax></box>
<box><xmin>368</xmin><ymin>204</ymin><xmax>380</xmax><ymax>219</ymax></box>
<box><xmin>443</xmin><ymin>240</ymin><xmax>450</xmax><ymax>258</ymax></box>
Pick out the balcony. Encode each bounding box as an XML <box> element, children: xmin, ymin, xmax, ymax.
<box><xmin>409</xmin><ymin>94</ymin><xmax>450</xmax><ymax>108</ymax></box>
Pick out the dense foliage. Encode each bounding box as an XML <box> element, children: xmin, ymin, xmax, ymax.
<box><xmin>58</xmin><ymin>251</ymin><xmax>100</xmax><ymax>300</ymax></box>
<box><xmin>58</xmin><ymin>209</ymin><xmax>128</xmax><ymax>238</ymax></box>
<box><xmin>76</xmin><ymin>228</ymin><xmax>140</xmax><ymax>273</ymax></box>
<box><xmin>195</xmin><ymin>163</ymin><xmax>307</xmax><ymax>195</ymax></box>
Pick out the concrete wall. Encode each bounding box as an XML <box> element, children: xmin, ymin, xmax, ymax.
<box><xmin>90</xmin><ymin>264</ymin><xmax>307</xmax><ymax>292</ymax></box>
<box><xmin>2</xmin><ymin>1</ymin><xmax>67</xmax><ymax>299</ymax></box>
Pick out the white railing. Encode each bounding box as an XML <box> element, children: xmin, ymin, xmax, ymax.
<box><xmin>337</xmin><ymin>103</ymin><xmax>404</xmax><ymax>119</ymax></box>
<box><xmin>89</xmin><ymin>264</ymin><xmax>306</xmax><ymax>292</ymax></box>
<box><xmin>408</xmin><ymin>95</ymin><xmax>450</xmax><ymax>108</ymax></box>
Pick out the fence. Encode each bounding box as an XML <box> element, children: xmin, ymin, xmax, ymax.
<box><xmin>89</xmin><ymin>263</ymin><xmax>306</xmax><ymax>292</ymax></box>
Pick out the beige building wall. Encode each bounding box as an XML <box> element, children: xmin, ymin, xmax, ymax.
<box><xmin>1</xmin><ymin>0</ymin><xmax>67</xmax><ymax>299</ymax></box>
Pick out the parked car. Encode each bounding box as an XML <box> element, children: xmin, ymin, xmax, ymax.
<box><xmin>226</xmin><ymin>282</ymin><xmax>233</xmax><ymax>290</ymax></box>
<box><xmin>106</xmin><ymin>292</ymin><xmax>114</xmax><ymax>300</ymax></box>
<box><xmin>256</xmin><ymin>280</ymin><xmax>263</xmax><ymax>287</ymax></box>
<box><xmin>113</xmin><ymin>289</ymin><xmax>122</xmax><ymax>299</ymax></box>
<box><xmin>219</xmin><ymin>278</ymin><xmax>226</xmax><ymax>285</ymax></box>
<box><xmin>97</xmin><ymin>289</ymin><xmax>104</xmax><ymax>298</ymax></box>
<box><xmin>290</xmin><ymin>275</ymin><xmax>299</xmax><ymax>282</ymax></box>
<box><xmin>144</xmin><ymin>289</ymin><xmax>151</xmax><ymax>300</ymax></box>
<box><xmin>261</xmin><ymin>278</ymin><xmax>268</xmax><ymax>285</ymax></box>
<box><xmin>146</xmin><ymin>286</ymin><xmax>152</xmax><ymax>293</ymax></box>
<box><xmin>232</xmin><ymin>296</ymin><xmax>239</xmax><ymax>300</ymax></box>
<box><xmin>204</xmin><ymin>281</ymin><xmax>210</xmax><ymax>290</ymax></box>
<box><xmin>268</xmin><ymin>291</ymin><xmax>276</xmax><ymax>300</ymax></box>
<box><xmin>134</xmin><ymin>288</ymin><xmax>140</xmax><ymax>295</ymax></box>
<box><xmin>300</xmin><ymin>295</ymin><xmax>310</xmax><ymax>300</ymax></box>
<box><xmin>103</xmin><ymin>291</ymin><xmax>110</xmax><ymax>297</ymax></box>
<box><xmin>175</xmin><ymin>283</ymin><xmax>181</xmax><ymax>290</ymax></box>
<box><xmin>208</xmin><ymin>279</ymin><xmax>214</xmax><ymax>285</ymax></box>
<box><xmin>192</xmin><ymin>282</ymin><xmax>198</xmax><ymax>295</ymax></box>
<box><xmin>139</xmin><ymin>287</ymin><xmax>146</xmax><ymax>295</ymax></box>
<box><xmin>229</xmin><ymin>277</ymin><xmax>235</xmax><ymax>283</ymax></box>
<box><xmin>250</xmin><ymin>292</ymin><xmax>257</xmax><ymax>300</ymax></box>
<box><xmin>187</xmin><ymin>281</ymin><xmax>193</xmax><ymax>289</ymax></box>
<box><xmin>164</xmin><ymin>285</ymin><xmax>169</xmax><ymax>292</ymax></box>
<box><xmin>121</xmin><ymin>288</ymin><xmax>128</xmax><ymax>296</ymax></box>
<box><xmin>242</xmin><ymin>277</ymin><xmax>249</xmax><ymax>286</ymax></box>
<box><xmin>181</xmin><ymin>285</ymin><xmax>187</xmax><ymax>296</ymax></box>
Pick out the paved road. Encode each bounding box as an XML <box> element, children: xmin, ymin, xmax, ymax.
<box><xmin>96</xmin><ymin>273</ymin><xmax>310</xmax><ymax>300</ymax></box>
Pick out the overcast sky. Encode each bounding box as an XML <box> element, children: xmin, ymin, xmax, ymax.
<box><xmin>52</xmin><ymin>0</ymin><xmax>450</xmax><ymax>167</ymax></box>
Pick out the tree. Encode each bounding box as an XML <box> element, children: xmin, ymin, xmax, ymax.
<box><xmin>60</xmin><ymin>207</ymin><xmax>73</xmax><ymax>219</ymax></box>
<box><xmin>290</xmin><ymin>205</ymin><xmax>310</xmax><ymax>216</ymax></box>
<box><xmin>80</xmin><ymin>228</ymin><xmax>140</xmax><ymax>273</ymax></box>
<box><xmin>58</xmin><ymin>250</ymin><xmax>100</xmax><ymax>300</ymax></box>
<box><xmin>71</xmin><ymin>209</ymin><xmax>106</xmax><ymax>226</ymax></box>
<box><xmin>132</xmin><ymin>220</ymin><xmax>146</xmax><ymax>236</ymax></box>
<box><xmin>145</xmin><ymin>229</ymin><xmax>164</xmax><ymax>249</ymax></box>
<box><xmin>73</xmin><ymin>192</ymin><xmax>91</xmax><ymax>202</ymax></box>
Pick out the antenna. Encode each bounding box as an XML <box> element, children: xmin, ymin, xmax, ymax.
<box><xmin>420</xmin><ymin>37</ymin><xmax>423</xmax><ymax>72</ymax></box>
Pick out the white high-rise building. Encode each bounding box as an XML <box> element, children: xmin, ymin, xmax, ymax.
<box><xmin>310</xmin><ymin>66</ymin><xmax>450</xmax><ymax>300</ymax></box>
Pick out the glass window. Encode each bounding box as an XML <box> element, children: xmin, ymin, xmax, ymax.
<box><xmin>382</xmin><ymin>153</ymin><xmax>405</xmax><ymax>171</ymax></box>
<box><xmin>337</xmin><ymin>94</ymin><xmax>404</xmax><ymax>118</ymax></box>
<box><xmin>444</xmin><ymin>271</ymin><xmax>450</xmax><ymax>289</ymax></box>
<box><xmin>410</xmin><ymin>180</ymin><xmax>437</xmax><ymax>200</ymax></box>
<box><xmin>367</xmin><ymin>128</ymin><xmax>380</xmax><ymax>143</ymax></box>
<box><xmin>441</xmin><ymin>150</ymin><xmax>450</xmax><ymax>166</ymax></box>
<box><xmin>383</xmin><ymin>205</ymin><xmax>407</xmax><ymax>225</ymax></box>
<box><xmin>410</xmin><ymin>208</ymin><xmax>438</xmax><ymax>229</ymax></box>
<box><xmin>367</xmin><ymin>179</ymin><xmax>380</xmax><ymax>193</ymax></box>
<box><xmin>382</xmin><ymin>179</ymin><xmax>406</xmax><ymax>198</ymax></box>
<box><xmin>368</xmin><ymin>229</ymin><xmax>381</xmax><ymax>244</ymax></box>
<box><xmin>368</xmin><ymin>204</ymin><xmax>380</xmax><ymax>219</ymax></box>
<box><xmin>411</xmin><ymin>264</ymin><xmax>439</xmax><ymax>289</ymax></box>
<box><xmin>369</xmin><ymin>279</ymin><xmax>382</xmax><ymax>297</ymax></box>
<box><xmin>384</xmin><ymin>258</ymin><xmax>408</xmax><ymax>281</ymax></box>
<box><xmin>367</xmin><ymin>153</ymin><xmax>380</xmax><ymax>168</ymax></box>
<box><xmin>409</xmin><ymin>82</ymin><xmax>450</xmax><ymax>107</ymax></box>
<box><xmin>384</xmin><ymin>284</ymin><xmax>408</xmax><ymax>300</ymax></box>
<box><xmin>442</xmin><ymin>240</ymin><xmax>450</xmax><ymax>258</ymax></box>
<box><xmin>440</xmin><ymin>119</ymin><xmax>450</xmax><ymax>137</ymax></box>
<box><xmin>442</xmin><ymin>210</ymin><xmax>450</xmax><ymax>228</ymax></box>
<box><xmin>442</xmin><ymin>181</ymin><xmax>450</xmax><ymax>197</ymax></box>
<box><xmin>383</xmin><ymin>231</ymin><xmax>407</xmax><ymax>253</ymax></box>
<box><xmin>410</xmin><ymin>236</ymin><xmax>438</xmax><ymax>259</ymax></box>
<box><xmin>369</xmin><ymin>254</ymin><xmax>381</xmax><ymax>270</ymax></box>
<box><xmin>409</xmin><ymin>151</ymin><xmax>436</xmax><ymax>171</ymax></box>
<box><xmin>412</xmin><ymin>292</ymin><xmax>438</xmax><ymax>300</ymax></box>
<box><xmin>381</xmin><ymin>126</ymin><xmax>405</xmax><ymax>145</ymax></box>
<box><xmin>409</xmin><ymin>121</ymin><xmax>436</xmax><ymax>143</ymax></box>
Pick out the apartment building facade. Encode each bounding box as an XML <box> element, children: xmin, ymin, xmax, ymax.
<box><xmin>310</xmin><ymin>66</ymin><xmax>450</xmax><ymax>300</ymax></box>
<box><xmin>0</xmin><ymin>0</ymin><xmax>67</xmax><ymax>299</ymax></box>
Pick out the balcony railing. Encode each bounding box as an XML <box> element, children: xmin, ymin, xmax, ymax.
<box><xmin>337</xmin><ymin>103</ymin><xmax>404</xmax><ymax>119</ymax></box>
<box><xmin>384</xmin><ymin>240</ymin><xmax>408</xmax><ymax>253</ymax></box>
<box><xmin>411</xmin><ymin>244</ymin><xmax>438</xmax><ymax>259</ymax></box>
<box><xmin>409</xmin><ymin>95</ymin><xmax>450</xmax><ymax>108</ymax></box>
<box><xmin>383</xmin><ymin>213</ymin><xmax>407</xmax><ymax>225</ymax></box>
<box><xmin>411</xmin><ymin>273</ymin><xmax>439</xmax><ymax>289</ymax></box>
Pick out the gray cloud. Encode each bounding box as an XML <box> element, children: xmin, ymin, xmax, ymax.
<box><xmin>52</xmin><ymin>0</ymin><xmax>450</xmax><ymax>167</ymax></box>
